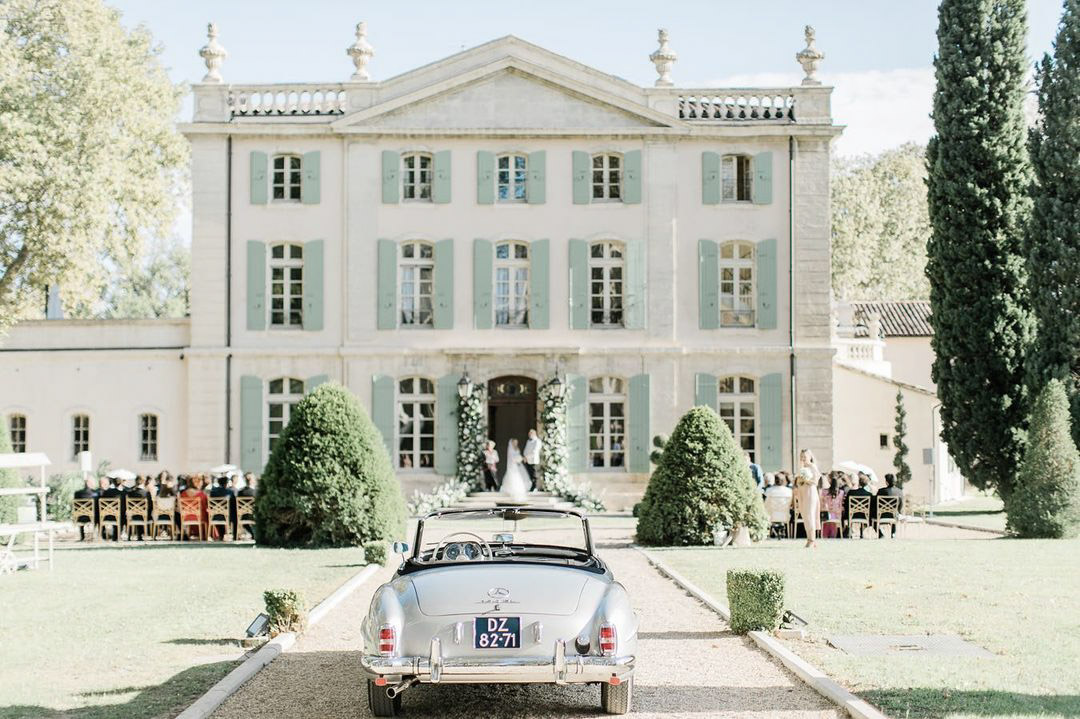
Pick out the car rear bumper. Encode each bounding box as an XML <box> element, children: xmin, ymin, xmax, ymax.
<box><xmin>360</xmin><ymin>638</ymin><xmax>634</xmax><ymax>685</ymax></box>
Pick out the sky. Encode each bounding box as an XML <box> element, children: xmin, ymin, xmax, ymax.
<box><xmin>108</xmin><ymin>0</ymin><xmax>1066</xmax><ymax>158</ymax></box>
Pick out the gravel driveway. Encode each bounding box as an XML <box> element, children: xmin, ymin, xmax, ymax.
<box><xmin>212</xmin><ymin>524</ymin><xmax>840</xmax><ymax>719</ymax></box>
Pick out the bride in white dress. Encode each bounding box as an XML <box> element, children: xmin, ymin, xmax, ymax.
<box><xmin>500</xmin><ymin>438</ymin><xmax>530</xmax><ymax>502</ymax></box>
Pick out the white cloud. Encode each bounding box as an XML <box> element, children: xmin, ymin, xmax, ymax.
<box><xmin>707</xmin><ymin>67</ymin><xmax>936</xmax><ymax>157</ymax></box>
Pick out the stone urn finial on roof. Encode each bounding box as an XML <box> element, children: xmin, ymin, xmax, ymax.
<box><xmin>199</xmin><ymin>22</ymin><xmax>227</xmax><ymax>84</ymax></box>
<box><xmin>649</xmin><ymin>28</ymin><xmax>677</xmax><ymax>87</ymax></box>
<box><xmin>347</xmin><ymin>21</ymin><xmax>375</xmax><ymax>81</ymax></box>
<box><xmin>796</xmin><ymin>25</ymin><xmax>825</xmax><ymax>86</ymax></box>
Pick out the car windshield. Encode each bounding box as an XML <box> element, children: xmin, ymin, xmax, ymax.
<box><xmin>413</xmin><ymin>509</ymin><xmax>590</xmax><ymax>563</ymax></box>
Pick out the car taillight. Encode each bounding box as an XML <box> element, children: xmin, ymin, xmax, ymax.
<box><xmin>378</xmin><ymin>625</ymin><xmax>396</xmax><ymax>656</ymax></box>
<box><xmin>599</xmin><ymin>623</ymin><xmax>616</xmax><ymax>656</ymax></box>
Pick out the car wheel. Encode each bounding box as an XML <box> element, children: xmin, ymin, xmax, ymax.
<box><xmin>601</xmin><ymin>677</ymin><xmax>632</xmax><ymax>715</ymax></box>
<box><xmin>367</xmin><ymin>679</ymin><xmax>401</xmax><ymax>717</ymax></box>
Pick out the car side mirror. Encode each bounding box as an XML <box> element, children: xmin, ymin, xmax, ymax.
<box><xmin>393</xmin><ymin>541</ymin><xmax>410</xmax><ymax>555</ymax></box>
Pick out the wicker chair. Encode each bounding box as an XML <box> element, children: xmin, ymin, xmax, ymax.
<box><xmin>97</xmin><ymin>498</ymin><xmax>122</xmax><ymax>541</ymax></box>
<box><xmin>153</xmin><ymin>496</ymin><xmax>176</xmax><ymax>540</ymax></box>
<box><xmin>847</xmin><ymin>496</ymin><xmax>872</xmax><ymax>538</ymax></box>
<box><xmin>875</xmin><ymin>496</ymin><xmax>902</xmax><ymax>537</ymax></box>
<box><xmin>207</xmin><ymin>498</ymin><xmax>231</xmax><ymax>541</ymax></box>
<box><xmin>235</xmin><ymin>496</ymin><xmax>255</xmax><ymax>540</ymax></box>
<box><xmin>124</xmin><ymin>496</ymin><xmax>152</xmax><ymax>540</ymax></box>
<box><xmin>71</xmin><ymin>498</ymin><xmax>96</xmax><ymax>541</ymax></box>
<box><xmin>177</xmin><ymin>496</ymin><xmax>205</xmax><ymax>541</ymax></box>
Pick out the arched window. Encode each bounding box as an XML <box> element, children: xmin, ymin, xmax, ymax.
<box><xmin>718</xmin><ymin>375</ymin><xmax>757</xmax><ymax>462</ymax></box>
<box><xmin>399</xmin><ymin>241</ymin><xmax>435</xmax><ymax>327</ymax></box>
<box><xmin>589</xmin><ymin>241</ymin><xmax>624</xmax><ymax>327</ymax></box>
<box><xmin>496</xmin><ymin>153</ymin><xmax>528</xmax><ymax>202</ymax></box>
<box><xmin>397</xmin><ymin>377</ymin><xmax>435</xmax><ymax>470</ymax></box>
<box><xmin>494</xmin><ymin>241</ymin><xmax>529</xmax><ymax>326</ymax></box>
<box><xmin>139</xmin><ymin>413</ymin><xmax>158</xmax><ymax>461</ymax></box>
<box><xmin>721</xmin><ymin>154</ymin><xmax>752</xmax><ymax>202</ymax></box>
<box><xmin>267</xmin><ymin>378</ymin><xmax>304</xmax><ymax>455</ymax></box>
<box><xmin>8</xmin><ymin>414</ymin><xmax>26</xmax><ymax>453</ymax></box>
<box><xmin>272</xmin><ymin>153</ymin><xmax>302</xmax><ymax>201</ymax></box>
<box><xmin>588</xmin><ymin>376</ymin><xmax>626</xmax><ymax>469</ymax></box>
<box><xmin>591</xmin><ymin>153</ymin><xmax>622</xmax><ymax>200</ymax></box>
<box><xmin>72</xmin><ymin>414</ymin><xmax>90</xmax><ymax>458</ymax></box>
<box><xmin>402</xmin><ymin>152</ymin><xmax>433</xmax><ymax>201</ymax></box>
<box><xmin>719</xmin><ymin>241</ymin><xmax>755</xmax><ymax>327</ymax></box>
<box><xmin>270</xmin><ymin>243</ymin><xmax>304</xmax><ymax>328</ymax></box>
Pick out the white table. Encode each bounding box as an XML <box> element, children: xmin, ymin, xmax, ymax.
<box><xmin>0</xmin><ymin>521</ymin><xmax>71</xmax><ymax>573</ymax></box>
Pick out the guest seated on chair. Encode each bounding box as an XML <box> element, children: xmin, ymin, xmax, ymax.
<box><xmin>73</xmin><ymin>478</ymin><xmax>99</xmax><ymax>541</ymax></box>
<box><xmin>126</xmin><ymin>477</ymin><xmax>151</xmax><ymax>541</ymax></box>
<box><xmin>180</xmin><ymin>475</ymin><xmax>208</xmax><ymax>539</ymax></box>
<box><xmin>100</xmin><ymin>477</ymin><xmax>126</xmax><ymax>540</ymax></box>
<box><xmin>209</xmin><ymin>475</ymin><xmax>235</xmax><ymax>540</ymax></box>
<box><xmin>819</xmin><ymin>472</ymin><xmax>845</xmax><ymax>539</ymax></box>
<box><xmin>875</xmin><ymin>473</ymin><xmax>904</xmax><ymax>537</ymax></box>
<box><xmin>845</xmin><ymin>474</ymin><xmax>874</xmax><ymax>538</ymax></box>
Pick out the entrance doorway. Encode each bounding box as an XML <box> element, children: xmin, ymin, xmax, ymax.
<box><xmin>487</xmin><ymin>376</ymin><xmax>538</xmax><ymax>480</ymax></box>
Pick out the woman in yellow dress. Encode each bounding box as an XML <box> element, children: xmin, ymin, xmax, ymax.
<box><xmin>795</xmin><ymin>448</ymin><xmax>821</xmax><ymax>547</ymax></box>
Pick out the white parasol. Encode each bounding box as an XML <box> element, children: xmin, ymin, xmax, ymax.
<box><xmin>107</xmin><ymin>468</ymin><xmax>137</xmax><ymax>481</ymax></box>
<box><xmin>833</xmin><ymin>461</ymin><xmax>879</xmax><ymax>485</ymax></box>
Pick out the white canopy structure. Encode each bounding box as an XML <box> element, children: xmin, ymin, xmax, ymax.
<box><xmin>0</xmin><ymin>452</ymin><xmax>68</xmax><ymax>575</ymax></box>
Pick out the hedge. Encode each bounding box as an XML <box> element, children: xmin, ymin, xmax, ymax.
<box><xmin>726</xmin><ymin>569</ymin><xmax>785</xmax><ymax>634</ymax></box>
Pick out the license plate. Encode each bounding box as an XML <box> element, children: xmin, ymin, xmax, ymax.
<box><xmin>474</xmin><ymin>616</ymin><xmax>520</xmax><ymax>649</ymax></box>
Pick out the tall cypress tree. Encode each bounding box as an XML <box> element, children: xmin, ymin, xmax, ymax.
<box><xmin>926</xmin><ymin>0</ymin><xmax>1034</xmax><ymax>502</ymax></box>
<box><xmin>1029</xmin><ymin>0</ymin><xmax>1080</xmax><ymax>446</ymax></box>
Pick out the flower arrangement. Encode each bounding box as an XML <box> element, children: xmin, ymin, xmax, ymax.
<box><xmin>456</xmin><ymin>383</ymin><xmax>488</xmax><ymax>491</ymax></box>
<box><xmin>407</xmin><ymin>478</ymin><xmax>470</xmax><ymax>516</ymax></box>
<box><xmin>539</xmin><ymin>378</ymin><xmax>605</xmax><ymax>512</ymax></box>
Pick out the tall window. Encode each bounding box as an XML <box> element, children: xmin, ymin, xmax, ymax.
<box><xmin>72</xmin><ymin>414</ymin><xmax>89</xmax><ymax>458</ymax></box>
<box><xmin>494</xmin><ymin>241</ymin><xmax>529</xmax><ymax>326</ymax></box>
<box><xmin>592</xmin><ymin>153</ymin><xmax>622</xmax><ymax>200</ymax></box>
<box><xmin>272</xmin><ymin>154</ymin><xmax>302</xmax><ymax>202</ymax></box>
<box><xmin>718</xmin><ymin>375</ymin><xmax>757</xmax><ymax>462</ymax></box>
<box><xmin>139</xmin><ymin>414</ymin><xmax>158</xmax><ymax>461</ymax></box>
<box><xmin>402</xmin><ymin>152</ymin><xmax>432</xmax><ymax>201</ymax></box>
<box><xmin>397</xmin><ymin>377</ymin><xmax>435</xmax><ymax>470</ymax></box>
<box><xmin>497</xmin><ymin>154</ymin><xmax>527</xmax><ymax>202</ymax></box>
<box><xmin>719</xmin><ymin>241</ymin><xmax>755</xmax><ymax>327</ymax></box>
<box><xmin>399</xmin><ymin>241</ymin><xmax>434</xmax><ymax>327</ymax></box>
<box><xmin>721</xmin><ymin>155</ymin><xmax>752</xmax><ymax>202</ymax></box>
<box><xmin>589</xmin><ymin>241</ymin><xmax>624</xmax><ymax>327</ymax></box>
<box><xmin>588</xmin><ymin>376</ymin><xmax>626</xmax><ymax>469</ymax></box>
<box><xmin>267</xmin><ymin>378</ymin><xmax>304</xmax><ymax>456</ymax></box>
<box><xmin>8</xmin><ymin>414</ymin><xmax>26</xmax><ymax>453</ymax></box>
<box><xmin>270</xmin><ymin>243</ymin><xmax>304</xmax><ymax>328</ymax></box>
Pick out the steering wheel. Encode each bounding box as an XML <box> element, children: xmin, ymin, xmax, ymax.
<box><xmin>435</xmin><ymin>531</ymin><xmax>491</xmax><ymax>561</ymax></box>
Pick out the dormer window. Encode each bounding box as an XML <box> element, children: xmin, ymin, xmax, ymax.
<box><xmin>722</xmin><ymin>155</ymin><xmax>752</xmax><ymax>202</ymax></box>
<box><xmin>402</xmin><ymin>152</ymin><xmax>433</xmax><ymax>201</ymax></box>
<box><xmin>272</xmin><ymin>154</ymin><xmax>302</xmax><ymax>202</ymax></box>
<box><xmin>497</xmin><ymin>154</ymin><xmax>527</xmax><ymax>202</ymax></box>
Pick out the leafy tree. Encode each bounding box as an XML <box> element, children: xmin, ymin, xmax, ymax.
<box><xmin>1028</xmin><ymin>0</ymin><xmax>1080</xmax><ymax>446</ymax></box>
<box><xmin>831</xmin><ymin>143</ymin><xmax>931</xmax><ymax>301</ymax></box>
<box><xmin>892</xmin><ymin>390</ymin><xmax>912</xmax><ymax>487</ymax></box>
<box><xmin>97</xmin><ymin>235</ymin><xmax>190</xmax><ymax>319</ymax></box>
<box><xmin>926</xmin><ymin>0</ymin><xmax>1035</xmax><ymax>502</ymax></box>
<box><xmin>1005</xmin><ymin>379</ymin><xmax>1080</xmax><ymax>538</ymax></box>
<box><xmin>256</xmin><ymin>384</ymin><xmax>406</xmax><ymax>547</ymax></box>
<box><xmin>0</xmin><ymin>0</ymin><xmax>187</xmax><ymax>329</ymax></box>
<box><xmin>636</xmin><ymin>406</ymin><xmax>768</xmax><ymax>546</ymax></box>
<box><xmin>0</xmin><ymin>427</ymin><xmax>21</xmax><ymax>524</ymax></box>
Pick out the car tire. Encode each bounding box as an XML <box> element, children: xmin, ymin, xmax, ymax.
<box><xmin>601</xmin><ymin>677</ymin><xmax>632</xmax><ymax>714</ymax></box>
<box><xmin>367</xmin><ymin>679</ymin><xmax>401</xmax><ymax>717</ymax></box>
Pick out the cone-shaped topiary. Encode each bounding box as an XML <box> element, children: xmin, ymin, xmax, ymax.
<box><xmin>255</xmin><ymin>383</ymin><xmax>406</xmax><ymax>547</ymax></box>
<box><xmin>1005</xmin><ymin>379</ymin><xmax>1080</xmax><ymax>538</ymax></box>
<box><xmin>636</xmin><ymin>406</ymin><xmax>768</xmax><ymax>545</ymax></box>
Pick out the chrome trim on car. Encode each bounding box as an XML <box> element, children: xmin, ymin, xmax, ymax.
<box><xmin>359</xmin><ymin>650</ymin><xmax>635</xmax><ymax>685</ymax></box>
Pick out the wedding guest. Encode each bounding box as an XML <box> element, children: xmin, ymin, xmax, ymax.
<box><xmin>845</xmin><ymin>474</ymin><xmax>874</xmax><ymax>538</ymax></box>
<box><xmin>523</xmin><ymin>429</ymin><xmax>542</xmax><ymax>491</ymax></box>
<box><xmin>98</xmin><ymin>476</ymin><xmax>110</xmax><ymax>493</ymax></box>
<box><xmin>820</xmin><ymin>473</ymin><xmax>845</xmax><ymax>539</ymax></box>
<box><xmin>209</xmin><ymin>476</ymin><xmax>235</xmax><ymax>541</ymax></box>
<box><xmin>100</xmin><ymin>477</ymin><xmax>126</xmax><ymax>540</ymax></box>
<box><xmin>73</xmin><ymin>477</ymin><xmax>99</xmax><ymax>541</ymax></box>
<box><xmin>238</xmin><ymin>473</ymin><xmax>257</xmax><ymax>497</ymax></box>
<box><xmin>746</xmin><ymin>451</ymin><xmax>763</xmax><ymax>490</ymax></box>
<box><xmin>179</xmin><ymin>475</ymin><xmax>208</xmax><ymax>540</ymax></box>
<box><xmin>482</xmin><ymin>441</ymin><xmax>499</xmax><ymax>491</ymax></box>
<box><xmin>876</xmin><ymin>473</ymin><xmax>904</xmax><ymax>538</ymax></box>
<box><xmin>794</xmin><ymin>467</ymin><xmax>820</xmax><ymax>548</ymax></box>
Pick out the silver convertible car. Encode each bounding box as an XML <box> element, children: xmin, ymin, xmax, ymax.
<box><xmin>360</xmin><ymin>507</ymin><xmax>638</xmax><ymax>716</ymax></box>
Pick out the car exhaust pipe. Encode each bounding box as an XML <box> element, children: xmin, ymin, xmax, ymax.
<box><xmin>386</xmin><ymin>677</ymin><xmax>419</xmax><ymax>699</ymax></box>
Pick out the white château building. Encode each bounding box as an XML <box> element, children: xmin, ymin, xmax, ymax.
<box><xmin>4</xmin><ymin>25</ymin><xmax>959</xmax><ymax>510</ymax></box>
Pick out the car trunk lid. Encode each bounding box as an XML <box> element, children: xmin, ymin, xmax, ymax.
<box><xmin>411</xmin><ymin>564</ymin><xmax>593</xmax><ymax>617</ymax></box>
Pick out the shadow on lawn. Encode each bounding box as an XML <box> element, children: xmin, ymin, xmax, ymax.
<box><xmin>863</xmin><ymin>688</ymin><xmax>1080</xmax><ymax>718</ymax></box>
<box><xmin>0</xmin><ymin>661</ymin><xmax>239</xmax><ymax>719</ymax></box>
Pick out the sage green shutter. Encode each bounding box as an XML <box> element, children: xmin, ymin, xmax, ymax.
<box><xmin>629</xmin><ymin>373</ymin><xmax>650</xmax><ymax>472</ymax></box>
<box><xmin>572</xmin><ymin>151</ymin><xmax>590</xmax><ymax>204</ymax></box>
<box><xmin>530</xmin><ymin>239</ymin><xmax>550</xmax><ymax>329</ymax></box>
<box><xmin>239</xmin><ymin>375</ymin><xmax>263</xmax><ymax>473</ymax></box>
<box><xmin>473</xmin><ymin>239</ymin><xmax>493</xmax><ymax>329</ymax></box>
<box><xmin>476</xmin><ymin>151</ymin><xmax>494</xmax><ymax>204</ymax></box>
<box><xmin>381</xmin><ymin>150</ymin><xmax>399</xmax><ymax>204</ymax></box>
<box><xmin>569</xmin><ymin>239</ymin><xmax>589</xmax><ymax>329</ymax></box>
<box><xmin>305</xmin><ymin>374</ymin><xmax>329</xmax><ymax>393</ymax></box>
<box><xmin>301</xmin><ymin>151</ymin><xmax>321</xmax><ymax>204</ymax></box>
<box><xmin>250</xmin><ymin>151</ymin><xmax>268</xmax><ymax>205</ymax></box>
<box><xmin>702</xmin><ymin>151</ymin><xmax>720</xmax><ymax>205</ymax></box>
<box><xmin>371</xmin><ymin>375</ymin><xmax>395</xmax><ymax>460</ymax></box>
<box><xmin>302</xmin><ymin>239</ymin><xmax>324</xmax><ymax>331</ymax></box>
<box><xmin>752</xmin><ymin>151</ymin><xmax>773</xmax><ymax>205</ymax></box>
<box><xmin>527</xmin><ymin>150</ymin><xmax>546</xmax><ymax>204</ymax></box>
<box><xmin>433</xmin><ymin>150</ymin><xmax>452</xmax><ymax>204</ymax></box>
<box><xmin>695</xmin><ymin>373</ymin><xmax>718</xmax><ymax>410</ymax></box>
<box><xmin>435</xmin><ymin>374</ymin><xmax>459</xmax><ymax>475</ymax></box>
<box><xmin>623</xmin><ymin>150</ymin><xmax>642</xmax><ymax>204</ymax></box>
<box><xmin>433</xmin><ymin>239</ymin><xmax>454</xmax><ymax>329</ymax></box>
<box><xmin>566</xmin><ymin>374</ymin><xmax>587</xmax><ymax>473</ymax></box>
<box><xmin>698</xmin><ymin>240</ymin><xmax>719</xmax><ymax>329</ymax></box>
<box><xmin>377</xmin><ymin>239</ymin><xmax>397</xmax><ymax>330</ymax></box>
<box><xmin>624</xmin><ymin>238</ymin><xmax>646</xmax><ymax>329</ymax></box>
<box><xmin>246</xmin><ymin>241</ymin><xmax>266</xmax><ymax>331</ymax></box>
<box><xmin>760</xmin><ymin>372</ymin><xmax>783</xmax><ymax>471</ymax></box>
<box><xmin>755</xmin><ymin>238</ymin><xmax>777</xmax><ymax>330</ymax></box>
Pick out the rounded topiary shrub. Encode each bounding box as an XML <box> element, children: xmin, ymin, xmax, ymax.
<box><xmin>636</xmin><ymin>406</ymin><xmax>768</xmax><ymax>545</ymax></box>
<box><xmin>726</xmin><ymin>569</ymin><xmax>785</xmax><ymax>634</ymax></box>
<box><xmin>255</xmin><ymin>383</ymin><xmax>406</xmax><ymax>547</ymax></box>
<box><xmin>1006</xmin><ymin>379</ymin><xmax>1080</xmax><ymax>538</ymax></box>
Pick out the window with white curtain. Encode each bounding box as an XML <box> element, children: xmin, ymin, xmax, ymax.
<box><xmin>588</xmin><ymin>376</ymin><xmax>626</xmax><ymax>469</ymax></box>
<box><xmin>494</xmin><ymin>241</ymin><xmax>529</xmax><ymax>327</ymax></box>
<box><xmin>589</xmin><ymin>241</ymin><xmax>624</xmax><ymax>327</ymax></box>
<box><xmin>719</xmin><ymin>241</ymin><xmax>755</xmax><ymax>327</ymax></box>
<box><xmin>267</xmin><ymin>378</ymin><xmax>304</xmax><ymax>456</ymax></box>
<box><xmin>399</xmin><ymin>241</ymin><xmax>434</xmax><ymax>327</ymax></box>
<box><xmin>717</xmin><ymin>375</ymin><xmax>757</xmax><ymax>462</ymax></box>
<box><xmin>397</xmin><ymin>377</ymin><xmax>435</xmax><ymax>470</ymax></box>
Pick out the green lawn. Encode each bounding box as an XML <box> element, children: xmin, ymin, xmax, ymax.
<box><xmin>654</xmin><ymin>539</ymin><xmax>1080</xmax><ymax>719</ymax></box>
<box><xmin>920</xmin><ymin>494</ymin><xmax>1008</xmax><ymax>533</ymax></box>
<box><xmin>0</xmin><ymin>544</ymin><xmax>366</xmax><ymax>718</ymax></box>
